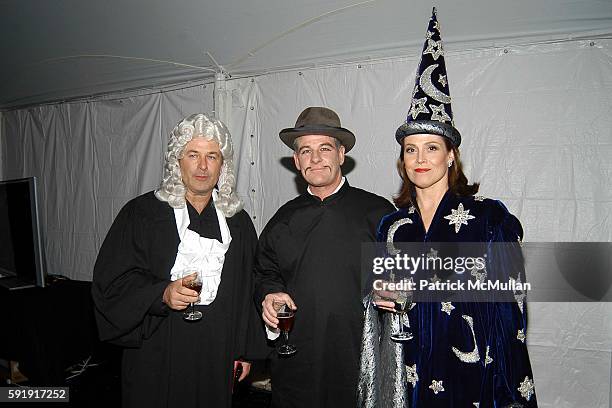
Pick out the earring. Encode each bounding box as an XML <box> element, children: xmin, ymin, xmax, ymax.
<box><xmin>448</xmin><ymin>160</ymin><xmax>453</xmax><ymax>168</ymax></box>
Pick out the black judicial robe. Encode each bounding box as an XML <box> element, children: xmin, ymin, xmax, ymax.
<box><xmin>359</xmin><ymin>191</ymin><xmax>537</xmax><ymax>407</ymax></box>
<box><xmin>254</xmin><ymin>181</ymin><xmax>395</xmax><ymax>408</ymax></box>
<box><xmin>92</xmin><ymin>192</ymin><xmax>263</xmax><ymax>408</ymax></box>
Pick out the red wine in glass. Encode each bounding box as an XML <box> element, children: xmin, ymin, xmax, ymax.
<box><xmin>186</xmin><ymin>281</ymin><xmax>203</xmax><ymax>294</ymax></box>
<box><xmin>182</xmin><ymin>271</ymin><xmax>203</xmax><ymax>321</ymax></box>
<box><xmin>277</xmin><ymin>311</ymin><xmax>294</xmax><ymax>332</ymax></box>
<box><xmin>274</xmin><ymin>303</ymin><xmax>296</xmax><ymax>356</ymax></box>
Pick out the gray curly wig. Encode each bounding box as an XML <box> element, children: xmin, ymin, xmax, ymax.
<box><xmin>155</xmin><ymin>113</ymin><xmax>243</xmax><ymax>217</ymax></box>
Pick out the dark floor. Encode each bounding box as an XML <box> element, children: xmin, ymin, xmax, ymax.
<box><xmin>3</xmin><ymin>348</ymin><xmax>272</xmax><ymax>408</ymax></box>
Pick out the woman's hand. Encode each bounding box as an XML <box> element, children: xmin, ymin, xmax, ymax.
<box><xmin>372</xmin><ymin>290</ymin><xmax>400</xmax><ymax>313</ymax></box>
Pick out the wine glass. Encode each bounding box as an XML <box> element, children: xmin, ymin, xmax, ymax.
<box><xmin>390</xmin><ymin>291</ymin><xmax>413</xmax><ymax>342</ymax></box>
<box><xmin>181</xmin><ymin>270</ymin><xmax>203</xmax><ymax>321</ymax></box>
<box><xmin>274</xmin><ymin>301</ymin><xmax>296</xmax><ymax>356</ymax></box>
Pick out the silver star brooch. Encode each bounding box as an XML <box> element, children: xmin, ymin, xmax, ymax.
<box><xmin>444</xmin><ymin>203</ymin><xmax>475</xmax><ymax>233</ymax></box>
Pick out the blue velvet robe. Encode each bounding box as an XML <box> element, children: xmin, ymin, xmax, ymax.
<box><xmin>359</xmin><ymin>191</ymin><xmax>537</xmax><ymax>407</ymax></box>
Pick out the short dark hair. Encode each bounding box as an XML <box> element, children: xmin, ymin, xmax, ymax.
<box><xmin>394</xmin><ymin>138</ymin><xmax>479</xmax><ymax>209</ymax></box>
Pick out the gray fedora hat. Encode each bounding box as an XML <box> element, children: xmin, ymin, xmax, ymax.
<box><xmin>279</xmin><ymin>107</ymin><xmax>356</xmax><ymax>152</ymax></box>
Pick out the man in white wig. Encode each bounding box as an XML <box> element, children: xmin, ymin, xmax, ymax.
<box><xmin>92</xmin><ymin>113</ymin><xmax>263</xmax><ymax>408</ymax></box>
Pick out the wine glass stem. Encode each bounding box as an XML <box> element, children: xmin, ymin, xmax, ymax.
<box><xmin>190</xmin><ymin>302</ymin><xmax>195</xmax><ymax>315</ymax></box>
<box><xmin>283</xmin><ymin>331</ymin><xmax>289</xmax><ymax>344</ymax></box>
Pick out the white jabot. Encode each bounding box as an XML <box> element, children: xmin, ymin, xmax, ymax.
<box><xmin>170</xmin><ymin>190</ymin><xmax>232</xmax><ymax>305</ymax></box>
<box><xmin>306</xmin><ymin>177</ymin><xmax>345</xmax><ymax>197</ymax></box>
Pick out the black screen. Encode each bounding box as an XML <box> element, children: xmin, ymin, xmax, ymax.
<box><xmin>0</xmin><ymin>177</ymin><xmax>43</xmax><ymax>285</ymax></box>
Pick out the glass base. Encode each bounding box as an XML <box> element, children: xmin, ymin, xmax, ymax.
<box><xmin>390</xmin><ymin>331</ymin><xmax>414</xmax><ymax>342</ymax></box>
<box><xmin>183</xmin><ymin>310</ymin><xmax>203</xmax><ymax>321</ymax></box>
<box><xmin>277</xmin><ymin>344</ymin><xmax>297</xmax><ymax>356</ymax></box>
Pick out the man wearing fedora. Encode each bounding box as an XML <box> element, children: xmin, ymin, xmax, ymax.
<box><xmin>254</xmin><ymin>107</ymin><xmax>394</xmax><ymax>408</ymax></box>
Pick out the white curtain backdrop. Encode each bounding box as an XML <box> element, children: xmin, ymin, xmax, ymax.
<box><xmin>2</xmin><ymin>38</ymin><xmax>611</xmax><ymax>407</ymax></box>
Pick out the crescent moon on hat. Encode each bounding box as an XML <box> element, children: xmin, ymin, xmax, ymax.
<box><xmin>419</xmin><ymin>64</ymin><xmax>451</xmax><ymax>104</ymax></box>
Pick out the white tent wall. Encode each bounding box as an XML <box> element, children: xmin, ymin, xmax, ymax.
<box><xmin>2</xmin><ymin>38</ymin><xmax>612</xmax><ymax>406</ymax></box>
<box><xmin>238</xmin><ymin>40</ymin><xmax>612</xmax><ymax>407</ymax></box>
<box><xmin>1</xmin><ymin>87</ymin><xmax>214</xmax><ymax>280</ymax></box>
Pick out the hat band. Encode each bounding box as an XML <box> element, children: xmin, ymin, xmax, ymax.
<box><xmin>395</xmin><ymin>120</ymin><xmax>461</xmax><ymax>147</ymax></box>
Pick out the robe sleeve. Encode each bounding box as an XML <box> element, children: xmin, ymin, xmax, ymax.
<box><xmin>488</xmin><ymin>199</ymin><xmax>526</xmax><ymax>307</ymax></box>
<box><xmin>232</xmin><ymin>211</ymin><xmax>270</xmax><ymax>360</ymax></box>
<box><xmin>488</xmin><ymin>200</ymin><xmax>537</xmax><ymax>405</ymax></box>
<box><xmin>253</xmin><ymin>220</ymin><xmax>287</xmax><ymax>308</ymax></box>
<box><xmin>91</xmin><ymin>199</ymin><xmax>171</xmax><ymax>348</ymax></box>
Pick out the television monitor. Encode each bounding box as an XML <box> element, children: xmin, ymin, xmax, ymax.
<box><xmin>0</xmin><ymin>176</ymin><xmax>46</xmax><ymax>289</ymax></box>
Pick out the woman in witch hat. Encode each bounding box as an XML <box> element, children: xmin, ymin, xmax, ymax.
<box><xmin>358</xmin><ymin>8</ymin><xmax>537</xmax><ymax>408</ymax></box>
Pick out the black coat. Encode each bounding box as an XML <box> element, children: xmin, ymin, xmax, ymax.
<box><xmin>255</xmin><ymin>181</ymin><xmax>395</xmax><ymax>408</ymax></box>
<box><xmin>92</xmin><ymin>192</ymin><xmax>264</xmax><ymax>408</ymax></box>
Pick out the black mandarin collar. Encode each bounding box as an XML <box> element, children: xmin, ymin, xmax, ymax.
<box><xmin>305</xmin><ymin>179</ymin><xmax>351</xmax><ymax>206</ymax></box>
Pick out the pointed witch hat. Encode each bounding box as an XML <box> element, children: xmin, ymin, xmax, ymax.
<box><xmin>396</xmin><ymin>7</ymin><xmax>461</xmax><ymax>147</ymax></box>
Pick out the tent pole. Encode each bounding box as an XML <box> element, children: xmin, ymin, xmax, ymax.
<box><xmin>213</xmin><ymin>72</ymin><xmax>230</xmax><ymax>124</ymax></box>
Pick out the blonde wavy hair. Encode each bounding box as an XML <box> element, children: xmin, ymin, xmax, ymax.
<box><xmin>155</xmin><ymin>113</ymin><xmax>243</xmax><ymax>217</ymax></box>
